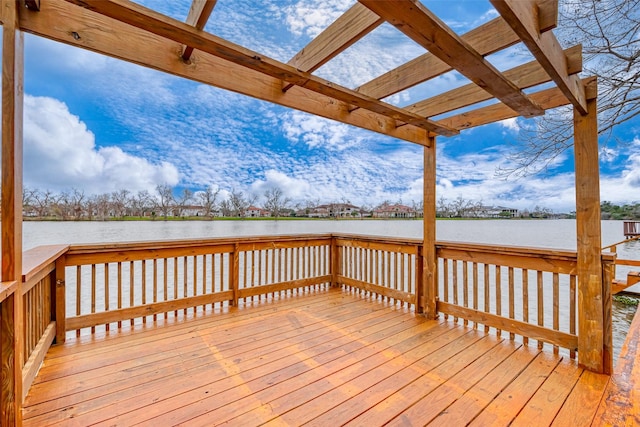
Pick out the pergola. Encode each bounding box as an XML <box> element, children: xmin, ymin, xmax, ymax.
<box><xmin>1</xmin><ymin>0</ymin><xmax>606</xmax><ymax>424</ymax></box>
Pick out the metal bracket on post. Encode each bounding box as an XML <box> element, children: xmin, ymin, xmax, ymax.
<box><xmin>24</xmin><ymin>0</ymin><xmax>41</xmax><ymax>12</ymax></box>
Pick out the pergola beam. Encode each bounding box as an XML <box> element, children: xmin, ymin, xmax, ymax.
<box><xmin>490</xmin><ymin>0</ymin><xmax>588</xmax><ymax>115</ymax></box>
<box><xmin>20</xmin><ymin>0</ymin><xmax>438</xmax><ymax>145</ymax></box>
<box><xmin>62</xmin><ymin>0</ymin><xmax>457</xmax><ymax>136</ymax></box>
<box><xmin>359</xmin><ymin>0</ymin><xmax>544</xmax><ymax>118</ymax></box>
<box><xmin>356</xmin><ymin>17</ymin><xmax>520</xmax><ymax>101</ymax></box>
<box><xmin>182</xmin><ymin>0</ymin><xmax>217</xmax><ymax>61</ymax></box>
<box><xmin>284</xmin><ymin>2</ymin><xmax>382</xmax><ymax>91</ymax></box>
<box><xmin>409</xmin><ymin>44</ymin><xmax>582</xmax><ymax>118</ymax></box>
<box><xmin>438</xmin><ymin>76</ymin><xmax>595</xmax><ymax>131</ymax></box>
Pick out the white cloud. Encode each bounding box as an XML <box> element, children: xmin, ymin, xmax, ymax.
<box><xmin>250</xmin><ymin>169</ymin><xmax>311</xmax><ymax>199</ymax></box>
<box><xmin>24</xmin><ymin>95</ymin><xmax>179</xmax><ymax>193</ymax></box>
<box><xmin>499</xmin><ymin>117</ymin><xmax>521</xmax><ymax>132</ymax></box>
<box><xmin>284</xmin><ymin>0</ymin><xmax>351</xmax><ymax>38</ymax></box>
<box><xmin>282</xmin><ymin>112</ymin><xmax>359</xmax><ymax>150</ymax></box>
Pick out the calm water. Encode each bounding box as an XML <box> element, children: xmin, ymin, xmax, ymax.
<box><xmin>21</xmin><ymin>218</ymin><xmax>631</xmax><ymax>250</ymax></box>
<box><xmin>23</xmin><ymin>219</ymin><xmax>639</xmax><ymax>362</ymax></box>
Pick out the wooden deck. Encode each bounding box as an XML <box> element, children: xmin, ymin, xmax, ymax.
<box><xmin>23</xmin><ymin>287</ymin><xmax>611</xmax><ymax>426</ymax></box>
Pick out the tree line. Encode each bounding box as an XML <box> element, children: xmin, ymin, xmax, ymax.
<box><xmin>21</xmin><ymin>186</ymin><xmax>572</xmax><ymax>221</ymax></box>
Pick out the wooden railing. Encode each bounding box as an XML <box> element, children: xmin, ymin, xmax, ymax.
<box><xmin>334</xmin><ymin>235</ymin><xmax>422</xmax><ymax>308</ymax></box>
<box><xmin>435</xmin><ymin>241</ymin><xmax>615</xmax><ymax>359</ymax></box>
<box><xmin>4</xmin><ymin>233</ymin><xmax>619</xmax><ymax>408</ymax></box>
<box><xmin>62</xmin><ymin>236</ymin><xmax>333</xmax><ymax>335</ymax></box>
<box><xmin>20</xmin><ymin>245</ymin><xmax>67</xmax><ymax>400</ymax></box>
<box><xmin>603</xmin><ymin>236</ymin><xmax>640</xmax><ymax>293</ymax></box>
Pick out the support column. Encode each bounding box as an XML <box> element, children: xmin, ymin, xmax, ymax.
<box><xmin>423</xmin><ymin>136</ymin><xmax>437</xmax><ymax>319</ymax></box>
<box><xmin>1</xmin><ymin>0</ymin><xmax>25</xmax><ymax>424</ymax></box>
<box><xmin>574</xmin><ymin>81</ymin><xmax>610</xmax><ymax>373</ymax></box>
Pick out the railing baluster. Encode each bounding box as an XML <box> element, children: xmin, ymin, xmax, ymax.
<box><xmin>452</xmin><ymin>260</ymin><xmax>458</xmax><ymax>323</ymax></box>
<box><xmin>443</xmin><ymin>259</ymin><xmax>449</xmax><ymax>321</ymax></box>
<box><xmin>117</xmin><ymin>262</ymin><xmax>122</xmax><ymax>328</ymax></box>
<box><xmin>570</xmin><ymin>274</ymin><xmax>576</xmax><ymax>359</ymax></box>
<box><xmin>495</xmin><ymin>265</ymin><xmax>501</xmax><ymax>337</ymax></box>
<box><xmin>553</xmin><ymin>272</ymin><xmax>559</xmax><ymax>354</ymax></box>
<box><xmin>523</xmin><ymin>268</ymin><xmax>529</xmax><ymax>346</ymax></box>
<box><xmin>105</xmin><ymin>263</ymin><xmax>110</xmax><ymax>330</ymax></box>
<box><xmin>130</xmin><ymin>261</ymin><xmax>135</xmax><ymax>326</ymax></box>
<box><xmin>537</xmin><ymin>270</ymin><xmax>544</xmax><ymax>349</ymax></box>
<box><xmin>463</xmin><ymin>261</ymin><xmax>468</xmax><ymax>326</ymax></box>
<box><xmin>142</xmin><ymin>260</ymin><xmax>147</xmax><ymax>323</ymax></box>
<box><xmin>509</xmin><ymin>267</ymin><xmax>514</xmax><ymax>340</ymax></box>
<box><xmin>484</xmin><ymin>264</ymin><xmax>490</xmax><ymax>333</ymax></box>
<box><xmin>473</xmin><ymin>262</ymin><xmax>478</xmax><ymax>329</ymax></box>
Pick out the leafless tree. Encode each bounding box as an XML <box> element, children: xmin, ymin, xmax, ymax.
<box><xmin>197</xmin><ymin>186</ymin><xmax>220</xmax><ymax>218</ymax></box>
<box><xmin>130</xmin><ymin>190</ymin><xmax>154</xmax><ymax>217</ymax></box>
<box><xmin>31</xmin><ymin>189</ymin><xmax>57</xmax><ymax>217</ymax></box>
<box><xmin>155</xmin><ymin>184</ymin><xmax>174</xmax><ymax>219</ymax></box>
<box><xmin>502</xmin><ymin>0</ymin><xmax>639</xmax><ymax>176</ymax></box>
<box><xmin>94</xmin><ymin>193</ymin><xmax>111</xmax><ymax>220</ymax></box>
<box><xmin>111</xmin><ymin>189</ymin><xmax>130</xmax><ymax>218</ymax></box>
<box><xmin>174</xmin><ymin>189</ymin><xmax>193</xmax><ymax>217</ymax></box>
<box><xmin>228</xmin><ymin>188</ymin><xmax>254</xmax><ymax>217</ymax></box>
<box><xmin>263</xmin><ymin>187</ymin><xmax>290</xmax><ymax>218</ymax></box>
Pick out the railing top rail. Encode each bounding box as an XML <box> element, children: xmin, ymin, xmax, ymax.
<box><xmin>437</xmin><ymin>240</ymin><xmax>616</xmax><ymax>263</ymax></box>
<box><xmin>65</xmin><ymin>234</ymin><xmax>336</xmax><ymax>255</ymax></box>
<box><xmin>22</xmin><ymin>244</ymin><xmax>69</xmax><ymax>283</ymax></box>
<box><xmin>436</xmin><ymin>240</ymin><xmax>578</xmax><ymax>259</ymax></box>
<box><xmin>0</xmin><ymin>280</ymin><xmax>18</xmax><ymax>303</ymax></box>
<box><xmin>602</xmin><ymin>235</ymin><xmax>640</xmax><ymax>251</ymax></box>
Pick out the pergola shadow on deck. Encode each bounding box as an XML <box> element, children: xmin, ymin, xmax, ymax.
<box><xmin>23</xmin><ymin>287</ymin><xmax>607</xmax><ymax>427</ymax></box>
<box><xmin>0</xmin><ymin>0</ymin><xmax>621</xmax><ymax>425</ymax></box>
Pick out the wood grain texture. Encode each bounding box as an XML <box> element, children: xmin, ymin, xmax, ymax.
<box><xmin>360</xmin><ymin>0</ymin><xmax>544</xmax><ymax>117</ymax></box>
<box><xmin>573</xmin><ymin>94</ymin><xmax>606</xmax><ymax>373</ymax></box>
<box><xmin>490</xmin><ymin>0</ymin><xmax>587</xmax><ymax>114</ymax></box>
<box><xmin>20</xmin><ymin>1</ymin><xmax>435</xmax><ymax>145</ymax></box>
<box><xmin>408</xmin><ymin>45</ymin><xmax>581</xmax><ymax>118</ymax></box>
<box><xmin>1</xmin><ymin>0</ymin><xmax>24</xmax><ymax>423</ymax></box>
<box><xmin>356</xmin><ymin>16</ymin><xmax>519</xmax><ymax>100</ymax></box>
<box><xmin>19</xmin><ymin>288</ymin><xmax>617</xmax><ymax>426</ymax></box>
<box><xmin>60</xmin><ymin>0</ymin><xmax>457</xmax><ymax>137</ymax></box>
<box><xmin>593</xmin><ymin>307</ymin><xmax>640</xmax><ymax>426</ymax></box>
<box><xmin>287</xmin><ymin>2</ymin><xmax>382</xmax><ymax>74</ymax></box>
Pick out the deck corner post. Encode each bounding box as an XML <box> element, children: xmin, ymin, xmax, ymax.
<box><xmin>1</xmin><ymin>0</ymin><xmax>24</xmax><ymax>424</ymax></box>
<box><xmin>54</xmin><ymin>256</ymin><xmax>67</xmax><ymax>344</ymax></box>
<box><xmin>423</xmin><ymin>137</ymin><xmax>438</xmax><ymax>319</ymax></box>
<box><xmin>574</xmin><ymin>84</ymin><xmax>609</xmax><ymax>373</ymax></box>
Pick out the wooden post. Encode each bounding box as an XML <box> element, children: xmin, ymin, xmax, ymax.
<box><xmin>423</xmin><ymin>136</ymin><xmax>437</xmax><ymax>319</ymax></box>
<box><xmin>55</xmin><ymin>256</ymin><xmax>66</xmax><ymax>344</ymax></box>
<box><xmin>601</xmin><ymin>254</ymin><xmax>614</xmax><ymax>374</ymax></box>
<box><xmin>330</xmin><ymin>237</ymin><xmax>340</xmax><ymax>288</ymax></box>
<box><xmin>1</xmin><ymin>0</ymin><xmax>24</xmax><ymax>424</ymax></box>
<box><xmin>574</xmin><ymin>83</ymin><xmax>609</xmax><ymax>373</ymax></box>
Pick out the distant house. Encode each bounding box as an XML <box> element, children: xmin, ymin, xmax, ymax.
<box><xmin>477</xmin><ymin>206</ymin><xmax>518</xmax><ymax>218</ymax></box>
<box><xmin>244</xmin><ymin>206</ymin><xmax>270</xmax><ymax>218</ymax></box>
<box><xmin>178</xmin><ymin>205</ymin><xmax>206</xmax><ymax>217</ymax></box>
<box><xmin>372</xmin><ymin>203</ymin><xmax>417</xmax><ymax>218</ymax></box>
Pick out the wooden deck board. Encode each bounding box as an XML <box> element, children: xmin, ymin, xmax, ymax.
<box><xmin>22</xmin><ymin>287</ymin><xmax>612</xmax><ymax>426</ymax></box>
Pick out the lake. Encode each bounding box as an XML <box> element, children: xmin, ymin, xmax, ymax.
<box><xmin>22</xmin><ymin>219</ymin><xmax>639</xmax><ymax>362</ymax></box>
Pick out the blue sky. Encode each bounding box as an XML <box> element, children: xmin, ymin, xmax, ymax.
<box><xmin>18</xmin><ymin>0</ymin><xmax>640</xmax><ymax>212</ymax></box>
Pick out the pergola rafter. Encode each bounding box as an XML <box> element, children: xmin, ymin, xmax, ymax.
<box><xmin>182</xmin><ymin>0</ymin><xmax>217</xmax><ymax>61</ymax></box>
<box><xmin>359</xmin><ymin>0</ymin><xmax>545</xmax><ymax>118</ymax></box>
<box><xmin>283</xmin><ymin>2</ymin><xmax>383</xmax><ymax>92</ymax></box>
